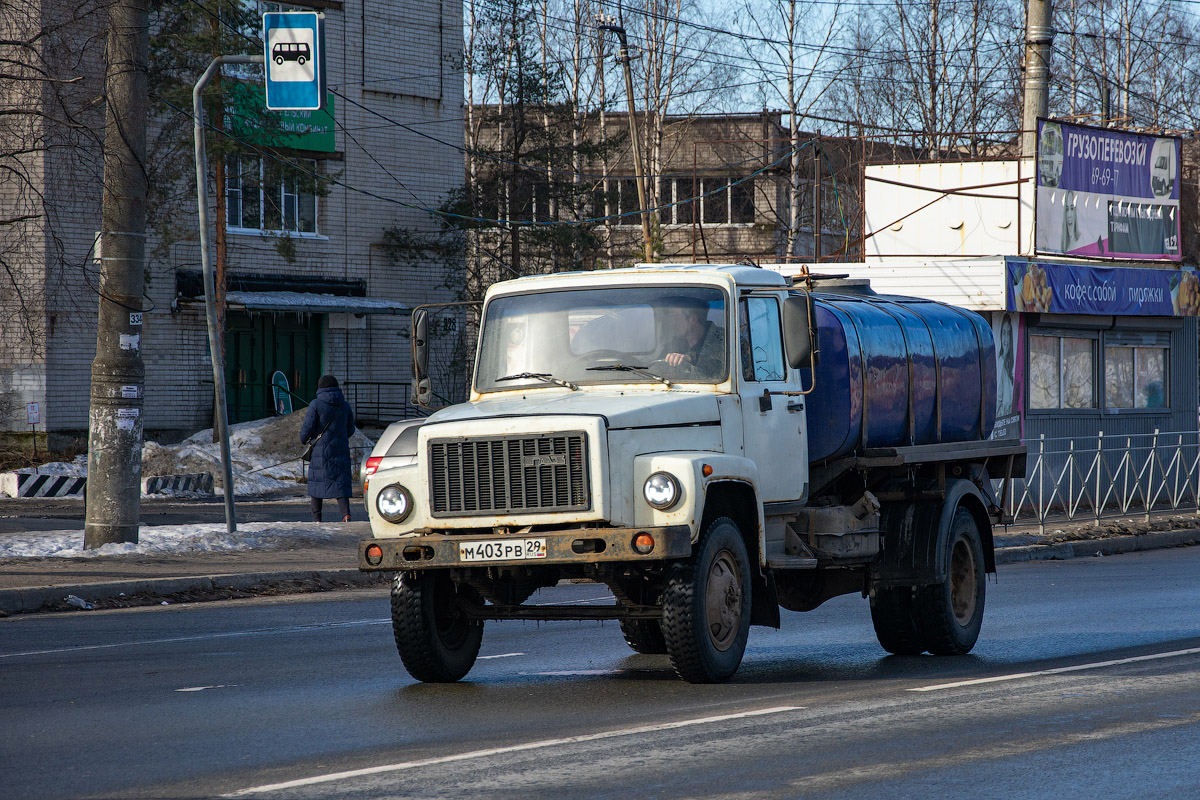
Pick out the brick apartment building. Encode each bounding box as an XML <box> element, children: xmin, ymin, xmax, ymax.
<box><xmin>0</xmin><ymin>0</ymin><xmax>462</xmax><ymax>440</ymax></box>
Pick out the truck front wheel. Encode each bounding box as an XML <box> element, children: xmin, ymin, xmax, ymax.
<box><xmin>662</xmin><ymin>517</ymin><xmax>751</xmax><ymax>683</ymax></box>
<box><xmin>915</xmin><ymin>507</ymin><xmax>986</xmax><ymax>655</ymax></box>
<box><xmin>390</xmin><ymin>572</ymin><xmax>484</xmax><ymax>682</ymax></box>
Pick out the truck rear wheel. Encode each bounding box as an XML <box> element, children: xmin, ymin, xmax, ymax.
<box><xmin>619</xmin><ymin>618</ymin><xmax>667</xmax><ymax>654</ymax></box>
<box><xmin>869</xmin><ymin>587</ymin><xmax>924</xmax><ymax>655</ymax></box>
<box><xmin>390</xmin><ymin>572</ymin><xmax>484</xmax><ymax>682</ymax></box>
<box><xmin>915</xmin><ymin>507</ymin><xmax>985</xmax><ymax>655</ymax></box>
<box><xmin>662</xmin><ymin>517</ymin><xmax>751</xmax><ymax>683</ymax></box>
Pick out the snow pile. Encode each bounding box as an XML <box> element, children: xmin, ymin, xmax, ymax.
<box><xmin>0</xmin><ymin>522</ymin><xmax>340</xmax><ymax>559</ymax></box>
<box><xmin>22</xmin><ymin>456</ymin><xmax>88</xmax><ymax>477</ymax></box>
<box><xmin>16</xmin><ymin>412</ymin><xmax>374</xmax><ymax>498</ymax></box>
<box><xmin>141</xmin><ymin>413</ymin><xmax>320</xmax><ymax>496</ymax></box>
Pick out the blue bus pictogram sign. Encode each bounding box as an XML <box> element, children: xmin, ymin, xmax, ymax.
<box><xmin>263</xmin><ymin>12</ymin><xmax>325</xmax><ymax>111</ymax></box>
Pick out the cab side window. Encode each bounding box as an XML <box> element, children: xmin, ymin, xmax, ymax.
<box><xmin>739</xmin><ymin>297</ymin><xmax>785</xmax><ymax>382</ymax></box>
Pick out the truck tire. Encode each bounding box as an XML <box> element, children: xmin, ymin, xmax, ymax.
<box><xmin>390</xmin><ymin>572</ymin><xmax>484</xmax><ymax>682</ymax></box>
<box><xmin>915</xmin><ymin>507</ymin><xmax>986</xmax><ymax>655</ymax></box>
<box><xmin>869</xmin><ymin>587</ymin><xmax>924</xmax><ymax>655</ymax></box>
<box><xmin>662</xmin><ymin>517</ymin><xmax>751</xmax><ymax>683</ymax></box>
<box><xmin>619</xmin><ymin>618</ymin><xmax>667</xmax><ymax>654</ymax></box>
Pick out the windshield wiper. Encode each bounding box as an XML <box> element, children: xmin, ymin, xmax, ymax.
<box><xmin>585</xmin><ymin>363</ymin><xmax>673</xmax><ymax>387</ymax></box>
<box><xmin>495</xmin><ymin>372</ymin><xmax>579</xmax><ymax>390</ymax></box>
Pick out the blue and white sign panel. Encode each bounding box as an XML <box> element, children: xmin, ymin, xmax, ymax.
<box><xmin>1035</xmin><ymin>119</ymin><xmax>1181</xmax><ymax>262</ymax></box>
<box><xmin>263</xmin><ymin>12</ymin><xmax>325</xmax><ymax>111</ymax></box>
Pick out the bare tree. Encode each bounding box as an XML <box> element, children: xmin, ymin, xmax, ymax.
<box><xmin>822</xmin><ymin>0</ymin><xmax>1017</xmax><ymax>154</ymax></box>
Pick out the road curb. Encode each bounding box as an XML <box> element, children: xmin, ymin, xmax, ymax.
<box><xmin>0</xmin><ymin>568</ymin><xmax>388</xmax><ymax>614</ymax></box>
<box><xmin>996</xmin><ymin>527</ymin><xmax>1200</xmax><ymax>564</ymax></box>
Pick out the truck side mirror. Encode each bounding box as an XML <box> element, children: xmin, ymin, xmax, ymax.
<box><xmin>411</xmin><ymin>309</ymin><xmax>432</xmax><ymax>407</ymax></box>
<box><xmin>782</xmin><ymin>294</ymin><xmax>815</xmax><ymax>369</ymax></box>
<box><xmin>412</xmin><ymin>308</ymin><xmax>429</xmax><ymax>380</ymax></box>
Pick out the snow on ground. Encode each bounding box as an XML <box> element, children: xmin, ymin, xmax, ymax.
<box><xmin>15</xmin><ymin>412</ymin><xmax>375</xmax><ymax>498</ymax></box>
<box><xmin>0</xmin><ymin>522</ymin><xmax>340</xmax><ymax>559</ymax></box>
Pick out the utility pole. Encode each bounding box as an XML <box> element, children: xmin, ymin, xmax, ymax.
<box><xmin>85</xmin><ymin>0</ymin><xmax>149</xmax><ymax>548</ymax></box>
<box><xmin>812</xmin><ymin>138</ymin><xmax>822</xmax><ymax>261</ymax></box>
<box><xmin>1021</xmin><ymin>0</ymin><xmax>1053</xmax><ymax>157</ymax></box>
<box><xmin>598</xmin><ymin>18</ymin><xmax>653</xmax><ymax>263</ymax></box>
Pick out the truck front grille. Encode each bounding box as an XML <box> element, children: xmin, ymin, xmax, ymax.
<box><xmin>428</xmin><ymin>432</ymin><xmax>590</xmax><ymax>517</ymax></box>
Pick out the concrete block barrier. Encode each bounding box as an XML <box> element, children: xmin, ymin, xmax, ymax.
<box><xmin>0</xmin><ymin>472</ymin><xmax>87</xmax><ymax>498</ymax></box>
<box><xmin>142</xmin><ymin>473</ymin><xmax>214</xmax><ymax>496</ymax></box>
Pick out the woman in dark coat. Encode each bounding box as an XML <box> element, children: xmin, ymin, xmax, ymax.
<box><xmin>300</xmin><ymin>375</ymin><xmax>357</xmax><ymax>522</ymax></box>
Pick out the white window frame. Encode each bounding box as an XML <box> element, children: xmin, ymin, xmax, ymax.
<box><xmin>226</xmin><ymin>155</ymin><xmax>322</xmax><ymax>237</ymax></box>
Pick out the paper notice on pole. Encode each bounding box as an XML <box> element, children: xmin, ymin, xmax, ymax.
<box><xmin>119</xmin><ymin>333</ymin><xmax>140</xmax><ymax>351</ymax></box>
<box><xmin>117</xmin><ymin>408</ymin><xmax>139</xmax><ymax>418</ymax></box>
<box><xmin>117</xmin><ymin>418</ymin><xmax>135</xmax><ymax>431</ymax></box>
<box><xmin>121</xmin><ymin>385</ymin><xmax>140</xmax><ymax>399</ymax></box>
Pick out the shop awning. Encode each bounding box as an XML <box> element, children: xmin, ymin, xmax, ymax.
<box><xmin>187</xmin><ymin>291</ymin><xmax>408</xmax><ymax>315</ymax></box>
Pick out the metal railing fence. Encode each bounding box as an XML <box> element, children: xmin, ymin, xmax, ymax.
<box><xmin>1005</xmin><ymin>429</ymin><xmax>1200</xmax><ymax>533</ymax></box>
<box><xmin>343</xmin><ymin>381</ymin><xmax>426</xmax><ymax>425</ymax></box>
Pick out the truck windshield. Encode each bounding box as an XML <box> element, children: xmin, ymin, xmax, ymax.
<box><xmin>476</xmin><ymin>286</ymin><xmax>728</xmax><ymax>392</ymax></box>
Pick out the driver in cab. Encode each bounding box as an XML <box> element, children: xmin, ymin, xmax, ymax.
<box><xmin>660</xmin><ymin>296</ymin><xmax>725</xmax><ymax>380</ymax></box>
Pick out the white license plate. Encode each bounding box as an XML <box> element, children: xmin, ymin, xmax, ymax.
<box><xmin>458</xmin><ymin>538</ymin><xmax>547</xmax><ymax>563</ymax></box>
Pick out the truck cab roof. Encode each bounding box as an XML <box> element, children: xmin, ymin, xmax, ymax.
<box><xmin>491</xmin><ymin>263</ymin><xmax>789</xmax><ymax>295</ymax></box>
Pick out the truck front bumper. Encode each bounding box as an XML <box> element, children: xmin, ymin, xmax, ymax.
<box><xmin>359</xmin><ymin>525</ymin><xmax>693</xmax><ymax>571</ymax></box>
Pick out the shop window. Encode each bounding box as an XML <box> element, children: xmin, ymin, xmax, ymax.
<box><xmin>1105</xmin><ymin>345</ymin><xmax>1168</xmax><ymax>409</ymax></box>
<box><xmin>1029</xmin><ymin>334</ymin><xmax>1096</xmax><ymax>410</ymax></box>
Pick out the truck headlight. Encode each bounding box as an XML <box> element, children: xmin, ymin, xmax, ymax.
<box><xmin>643</xmin><ymin>472</ymin><xmax>681</xmax><ymax>510</ymax></box>
<box><xmin>376</xmin><ymin>485</ymin><xmax>413</xmax><ymax>522</ymax></box>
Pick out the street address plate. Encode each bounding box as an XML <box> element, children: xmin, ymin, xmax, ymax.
<box><xmin>458</xmin><ymin>538</ymin><xmax>547</xmax><ymax>563</ymax></box>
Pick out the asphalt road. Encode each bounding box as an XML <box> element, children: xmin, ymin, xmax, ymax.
<box><xmin>2</xmin><ymin>547</ymin><xmax>1199</xmax><ymax>800</ymax></box>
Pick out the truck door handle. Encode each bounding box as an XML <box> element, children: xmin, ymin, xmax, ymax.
<box><xmin>786</xmin><ymin>401</ymin><xmax>803</xmax><ymax>412</ymax></box>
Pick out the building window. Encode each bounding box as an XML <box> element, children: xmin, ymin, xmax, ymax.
<box><xmin>730</xmin><ymin>178</ymin><xmax>754</xmax><ymax>223</ymax></box>
<box><xmin>227</xmin><ymin>155</ymin><xmax>318</xmax><ymax>234</ymax></box>
<box><xmin>1029</xmin><ymin>333</ymin><xmax>1096</xmax><ymax>409</ymax></box>
<box><xmin>1105</xmin><ymin>344</ymin><xmax>1168</xmax><ymax>409</ymax></box>
<box><xmin>610</xmin><ymin>176</ymin><xmax>753</xmax><ymax>226</ymax></box>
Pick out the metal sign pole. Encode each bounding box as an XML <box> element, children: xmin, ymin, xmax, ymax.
<box><xmin>194</xmin><ymin>55</ymin><xmax>262</xmax><ymax>534</ymax></box>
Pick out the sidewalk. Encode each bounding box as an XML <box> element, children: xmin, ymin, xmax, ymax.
<box><xmin>1</xmin><ymin>513</ymin><xmax>1198</xmax><ymax>615</ymax></box>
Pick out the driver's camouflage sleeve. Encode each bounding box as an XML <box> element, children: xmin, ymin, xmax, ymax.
<box><xmin>669</xmin><ymin>323</ymin><xmax>726</xmax><ymax>380</ymax></box>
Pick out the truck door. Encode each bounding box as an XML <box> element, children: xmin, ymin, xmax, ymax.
<box><xmin>738</xmin><ymin>296</ymin><xmax>808</xmax><ymax>503</ymax></box>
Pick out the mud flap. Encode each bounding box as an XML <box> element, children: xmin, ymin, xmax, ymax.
<box><xmin>871</xmin><ymin>479</ymin><xmax>992</xmax><ymax>589</ymax></box>
<box><xmin>750</xmin><ymin>570</ymin><xmax>781</xmax><ymax>628</ymax></box>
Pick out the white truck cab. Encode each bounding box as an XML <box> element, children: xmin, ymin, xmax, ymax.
<box><xmin>359</xmin><ymin>264</ymin><xmax>1023</xmax><ymax>684</ymax></box>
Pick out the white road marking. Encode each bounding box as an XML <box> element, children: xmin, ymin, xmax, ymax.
<box><xmin>0</xmin><ymin>619</ymin><xmax>390</xmax><ymax>659</ymax></box>
<box><xmin>530</xmin><ymin>595</ymin><xmax>615</xmax><ymax>606</ymax></box>
<box><xmin>477</xmin><ymin>652</ymin><xmax>523</xmax><ymax>660</ymax></box>
<box><xmin>226</xmin><ymin>705</ymin><xmax>805</xmax><ymax>796</ymax></box>
<box><xmin>176</xmin><ymin>684</ymin><xmax>238</xmax><ymax>693</ymax></box>
<box><xmin>910</xmin><ymin>646</ymin><xmax>1200</xmax><ymax>692</ymax></box>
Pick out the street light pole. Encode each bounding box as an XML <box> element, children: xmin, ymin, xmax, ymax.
<box><xmin>598</xmin><ymin>18</ymin><xmax>653</xmax><ymax>263</ymax></box>
<box><xmin>193</xmin><ymin>54</ymin><xmax>262</xmax><ymax>534</ymax></box>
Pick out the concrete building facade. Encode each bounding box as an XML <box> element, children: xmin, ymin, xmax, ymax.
<box><xmin>0</xmin><ymin>0</ymin><xmax>462</xmax><ymax>439</ymax></box>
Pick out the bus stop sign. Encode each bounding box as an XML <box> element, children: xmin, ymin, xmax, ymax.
<box><xmin>263</xmin><ymin>12</ymin><xmax>325</xmax><ymax>111</ymax></box>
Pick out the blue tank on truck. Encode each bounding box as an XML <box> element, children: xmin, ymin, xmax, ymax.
<box><xmin>803</xmin><ymin>287</ymin><xmax>997</xmax><ymax>463</ymax></box>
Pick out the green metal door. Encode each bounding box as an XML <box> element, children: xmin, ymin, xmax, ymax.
<box><xmin>226</xmin><ymin>312</ymin><xmax>323</xmax><ymax>423</ymax></box>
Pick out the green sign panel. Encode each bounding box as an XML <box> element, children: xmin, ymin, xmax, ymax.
<box><xmin>227</xmin><ymin>83</ymin><xmax>335</xmax><ymax>153</ymax></box>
